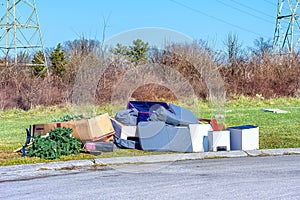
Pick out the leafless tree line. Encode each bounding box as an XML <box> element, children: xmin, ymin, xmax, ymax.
<box><xmin>0</xmin><ymin>38</ymin><xmax>299</xmax><ymax>110</ymax></box>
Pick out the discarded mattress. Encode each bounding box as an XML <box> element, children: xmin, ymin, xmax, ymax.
<box><xmin>149</xmin><ymin>104</ymin><xmax>199</xmax><ymax>126</ymax></box>
<box><xmin>137</xmin><ymin>121</ymin><xmax>211</xmax><ymax>152</ymax></box>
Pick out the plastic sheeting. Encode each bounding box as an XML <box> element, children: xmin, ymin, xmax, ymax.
<box><xmin>115</xmin><ymin>108</ymin><xmax>138</xmax><ymax>126</ymax></box>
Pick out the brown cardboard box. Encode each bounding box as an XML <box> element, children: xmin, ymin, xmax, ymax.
<box><xmin>31</xmin><ymin>113</ymin><xmax>115</xmax><ymax>142</ymax></box>
<box><xmin>88</xmin><ymin>113</ymin><xmax>114</xmax><ymax>139</ymax></box>
<box><xmin>31</xmin><ymin>122</ymin><xmax>76</xmax><ymax>137</ymax></box>
<box><xmin>72</xmin><ymin>113</ymin><xmax>115</xmax><ymax>141</ymax></box>
<box><xmin>73</xmin><ymin>119</ymin><xmax>91</xmax><ymax>141</ymax></box>
<box><xmin>31</xmin><ymin>122</ymin><xmax>57</xmax><ymax>137</ymax></box>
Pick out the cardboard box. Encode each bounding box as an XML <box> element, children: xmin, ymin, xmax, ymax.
<box><xmin>31</xmin><ymin>113</ymin><xmax>115</xmax><ymax>142</ymax></box>
<box><xmin>88</xmin><ymin>113</ymin><xmax>114</xmax><ymax>139</ymax></box>
<box><xmin>208</xmin><ymin>130</ymin><xmax>230</xmax><ymax>151</ymax></box>
<box><xmin>73</xmin><ymin>119</ymin><xmax>91</xmax><ymax>141</ymax></box>
<box><xmin>31</xmin><ymin>122</ymin><xmax>76</xmax><ymax>137</ymax></box>
<box><xmin>73</xmin><ymin>113</ymin><xmax>114</xmax><ymax>142</ymax></box>
<box><xmin>227</xmin><ymin>125</ymin><xmax>259</xmax><ymax>150</ymax></box>
<box><xmin>31</xmin><ymin>123</ymin><xmax>52</xmax><ymax>137</ymax></box>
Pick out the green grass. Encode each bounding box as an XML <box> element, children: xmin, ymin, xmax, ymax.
<box><xmin>0</xmin><ymin>97</ymin><xmax>299</xmax><ymax>166</ymax></box>
<box><xmin>225</xmin><ymin>97</ymin><xmax>300</xmax><ymax>149</ymax></box>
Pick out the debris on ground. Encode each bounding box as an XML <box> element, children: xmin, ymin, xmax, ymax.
<box><xmin>16</xmin><ymin>100</ymin><xmax>260</xmax><ymax>158</ymax></box>
<box><xmin>262</xmin><ymin>108</ymin><xmax>289</xmax><ymax>113</ymax></box>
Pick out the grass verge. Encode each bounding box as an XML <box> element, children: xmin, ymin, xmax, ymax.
<box><xmin>0</xmin><ymin>97</ymin><xmax>299</xmax><ymax>166</ymax></box>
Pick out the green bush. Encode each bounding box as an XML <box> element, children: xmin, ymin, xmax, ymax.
<box><xmin>51</xmin><ymin>114</ymin><xmax>85</xmax><ymax>122</ymax></box>
<box><xmin>28</xmin><ymin>127</ymin><xmax>82</xmax><ymax>160</ymax></box>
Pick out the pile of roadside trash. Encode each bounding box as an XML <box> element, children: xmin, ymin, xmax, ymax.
<box><xmin>18</xmin><ymin>101</ymin><xmax>259</xmax><ymax>158</ymax></box>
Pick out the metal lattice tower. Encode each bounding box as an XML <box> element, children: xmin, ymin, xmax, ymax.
<box><xmin>273</xmin><ymin>0</ymin><xmax>300</xmax><ymax>54</ymax></box>
<box><xmin>0</xmin><ymin>0</ymin><xmax>46</xmax><ymax>66</ymax></box>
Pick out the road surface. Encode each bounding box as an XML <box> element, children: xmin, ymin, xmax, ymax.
<box><xmin>1</xmin><ymin>155</ymin><xmax>300</xmax><ymax>200</ymax></box>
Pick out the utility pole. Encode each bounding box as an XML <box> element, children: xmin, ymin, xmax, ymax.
<box><xmin>273</xmin><ymin>0</ymin><xmax>300</xmax><ymax>54</ymax></box>
<box><xmin>0</xmin><ymin>0</ymin><xmax>46</xmax><ymax>67</ymax></box>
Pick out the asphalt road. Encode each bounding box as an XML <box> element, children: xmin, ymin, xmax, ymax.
<box><xmin>1</xmin><ymin>155</ymin><xmax>300</xmax><ymax>200</ymax></box>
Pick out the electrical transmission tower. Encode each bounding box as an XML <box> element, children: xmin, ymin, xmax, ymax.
<box><xmin>0</xmin><ymin>0</ymin><xmax>46</xmax><ymax>66</ymax></box>
<box><xmin>273</xmin><ymin>0</ymin><xmax>300</xmax><ymax>54</ymax></box>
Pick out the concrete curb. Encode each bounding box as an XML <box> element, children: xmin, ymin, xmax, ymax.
<box><xmin>244</xmin><ymin>148</ymin><xmax>300</xmax><ymax>156</ymax></box>
<box><xmin>1</xmin><ymin>148</ymin><xmax>299</xmax><ymax>182</ymax></box>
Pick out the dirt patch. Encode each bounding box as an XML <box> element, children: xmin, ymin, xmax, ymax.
<box><xmin>0</xmin><ymin>152</ymin><xmax>19</xmax><ymax>161</ymax></box>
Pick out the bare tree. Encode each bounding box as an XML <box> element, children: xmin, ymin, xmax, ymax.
<box><xmin>251</xmin><ymin>37</ymin><xmax>272</xmax><ymax>58</ymax></box>
<box><xmin>223</xmin><ymin>32</ymin><xmax>242</xmax><ymax>66</ymax></box>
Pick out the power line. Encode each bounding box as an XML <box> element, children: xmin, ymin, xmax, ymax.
<box><xmin>229</xmin><ymin>0</ymin><xmax>276</xmax><ymax>20</ymax></box>
<box><xmin>262</xmin><ymin>0</ymin><xmax>290</xmax><ymax>13</ymax></box>
<box><xmin>262</xmin><ymin>0</ymin><xmax>277</xmax><ymax>7</ymax></box>
<box><xmin>215</xmin><ymin>0</ymin><xmax>274</xmax><ymax>25</ymax></box>
<box><xmin>168</xmin><ymin>0</ymin><xmax>269</xmax><ymax>38</ymax></box>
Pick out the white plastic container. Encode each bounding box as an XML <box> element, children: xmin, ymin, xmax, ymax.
<box><xmin>189</xmin><ymin>124</ymin><xmax>212</xmax><ymax>152</ymax></box>
<box><xmin>208</xmin><ymin>130</ymin><xmax>230</xmax><ymax>151</ymax></box>
<box><xmin>227</xmin><ymin>125</ymin><xmax>259</xmax><ymax>150</ymax></box>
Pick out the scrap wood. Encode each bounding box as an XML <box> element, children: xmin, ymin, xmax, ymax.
<box><xmin>13</xmin><ymin>141</ymin><xmax>33</xmax><ymax>153</ymax></box>
<box><xmin>14</xmin><ymin>129</ymin><xmax>48</xmax><ymax>153</ymax></box>
<box><xmin>198</xmin><ymin>118</ymin><xmax>225</xmax><ymax>131</ymax></box>
<box><xmin>80</xmin><ymin>149</ymin><xmax>102</xmax><ymax>156</ymax></box>
<box><xmin>91</xmin><ymin>131</ymin><xmax>114</xmax><ymax>142</ymax></box>
<box><xmin>198</xmin><ymin>118</ymin><xmax>211</xmax><ymax>124</ymax></box>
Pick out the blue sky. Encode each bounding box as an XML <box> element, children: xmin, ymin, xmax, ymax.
<box><xmin>37</xmin><ymin>0</ymin><xmax>277</xmax><ymax>50</ymax></box>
